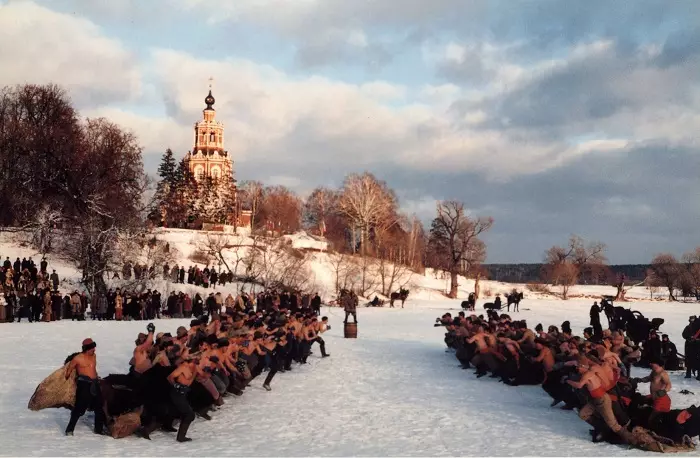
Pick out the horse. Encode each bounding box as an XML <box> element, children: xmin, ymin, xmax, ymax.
<box><xmin>505</xmin><ymin>292</ymin><xmax>524</xmax><ymax>312</ymax></box>
<box><xmin>390</xmin><ymin>289</ymin><xmax>409</xmax><ymax>308</ymax></box>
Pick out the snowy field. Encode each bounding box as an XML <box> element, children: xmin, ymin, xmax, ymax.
<box><xmin>2</xmin><ymin>298</ymin><xmax>699</xmax><ymax>456</ymax></box>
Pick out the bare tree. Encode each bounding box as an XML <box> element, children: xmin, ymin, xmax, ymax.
<box><xmin>26</xmin><ymin>204</ymin><xmax>64</xmax><ymax>257</ymax></box>
<box><xmin>304</xmin><ymin>187</ymin><xmax>338</xmax><ymax>237</ymax></box>
<box><xmin>681</xmin><ymin>247</ymin><xmax>700</xmax><ymax>301</ymax></box>
<box><xmin>649</xmin><ymin>253</ymin><xmax>682</xmax><ymax>301</ymax></box>
<box><xmin>337</xmin><ymin>172</ymin><xmax>397</xmax><ymax>255</ymax></box>
<box><xmin>242</xmin><ymin>240</ymin><xmax>312</xmax><ymax>293</ymax></box>
<box><xmin>239</xmin><ymin>181</ymin><xmax>264</xmax><ymax>233</ymax></box>
<box><xmin>328</xmin><ymin>253</ymin><xmax>359</xmax><ymax>295</ymax></box>
<box><xmin>197</xmin><ymin>233</ymin><xmax>234</xmax><ymax>272</ymax></box>
<box><xmin>258</xmin><ymin>185</ymin><xmax>302</xmax><ymax>234</ymax></box>
<box><xmin>427</xmin><ymin>201</ymin><xmax>493</xmax><ymax>298</ymax></box>
<box><xmin>542</xmin><ymin>235</ymin><xmax>607</xmax><ymax>300</ymax></box>
<box><xmin>644</xmin><ymin>268</ymin><xmax>661</xmax><ymax>300</ymax></box>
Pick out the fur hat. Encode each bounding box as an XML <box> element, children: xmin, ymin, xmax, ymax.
<box><xmin>82</xmin><ymin>338</ymin><xmax>96</xmax><ymax>351</ymax></box>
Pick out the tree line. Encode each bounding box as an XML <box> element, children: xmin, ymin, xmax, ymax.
<box><xmin>541</xmin><ymin>235</ymin><xmax>700</xmax><ymax>301</ymax></box>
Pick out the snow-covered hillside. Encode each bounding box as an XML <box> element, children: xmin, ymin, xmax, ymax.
<box><xmin>0</xmin><ymin>228</ymin><xmax>674</xmax><ymax>304</ymax></box>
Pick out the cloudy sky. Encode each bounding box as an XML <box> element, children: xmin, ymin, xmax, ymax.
<box><xmin>1</xmin><ymin>0</ymin><xmax>698</xmax><ymax>263</ymax></box>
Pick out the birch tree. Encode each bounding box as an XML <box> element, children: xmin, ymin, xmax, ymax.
<box><xmin>337</xmin><ymin>172</ymin><xmax>397</xmax><ymax>255</ymax></box>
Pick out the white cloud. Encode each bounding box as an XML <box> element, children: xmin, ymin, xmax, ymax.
<box><xmin>346</xmin><ymin>30</ymin><xmax>369</xmax><ymax>48</ymax></box>
<box><xmin>400</xmin><ymin>196</ymin><xmax>438</xmax><ymax>219</ymax></box>
<box><xmin>360</xmin><ymin>81</ymin><xmax>406</xmax><ymax>101</ymax></box>
<box><xmin>0</xmin><ymin>1</ymin><xmax>141</xmax><ymax>107</ymax></box>
<box><xmin>444</xmin><ymin>42</ymin><xmax>466</xmax><ymax>64</ymax></box>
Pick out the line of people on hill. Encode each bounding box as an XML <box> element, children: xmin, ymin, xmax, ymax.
<box><xmin>59</xmin><ymin>302</ymin><xmax>332</xmax><ymax>441</ymax></box>
<box><xmin>437</xmin><ymin>307</ymin><xmax>700</xmax><ymax>451</ymax></box>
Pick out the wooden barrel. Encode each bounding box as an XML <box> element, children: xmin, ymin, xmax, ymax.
<box><xmin>344</xmin><ymin>322</ymin><xmax>357</xmax><ymax>339</ymax></box>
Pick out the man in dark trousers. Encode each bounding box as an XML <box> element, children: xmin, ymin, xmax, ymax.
<box><xmin>590</xmin><ymin>301</ymin><xmax>603</xmax><ymax>337</ymax></box>
<box><xmin>311</xmin><ymin>293</ymin><xmax>322</xmax><ymax>316</ymax></box>
<box><xmin>682</xmin><ymin>316</ymin><xmax>700</xmax><ymax>379</ymax></box>
<box><xmin>64</xmin><ymin>338</ymin><xmax>105</xmax><ymax>436</ymax></box>
<box><xmin>50</xmin><ymin>269</ymin><xmax>59</xmax><ymax>292</ymax></box>
<box><xmin>344</xmin><ymin>292</ymin><xmax>358</xmax><ymax>324</ymax></box>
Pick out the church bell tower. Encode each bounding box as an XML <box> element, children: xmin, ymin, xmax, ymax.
<box><xmin>184</xmin><ymin>83</ymin><xmax>232</xmax><ymax>181</ymax></box>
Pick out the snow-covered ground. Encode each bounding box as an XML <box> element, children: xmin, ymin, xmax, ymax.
<box><xmin>2</xmin><ymin>297</ymin><xmax>699</xmax><ymax>456</ymax></box>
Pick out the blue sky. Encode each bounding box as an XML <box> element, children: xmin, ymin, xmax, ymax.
<box><xmin>1</xmin><ymin>0</ymin><xmax>699</xmax><ymax>263</ymax></box>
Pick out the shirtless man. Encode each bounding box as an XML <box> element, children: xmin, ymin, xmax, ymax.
<box><xmin>64</xmin><ymin>338</ymin><xmax>105</xmax><ymax>436</ymax></box>
<box><xmin>633</xmin><ymin>359</ymin><xmax>672</xmax><ymax>416</ymax></box>
<box><xmin>309</xmin><ymin>317</ymin><xmax>330</xmax><ymax>358</ymax></box>
<box><xmin>568</xmin><ymin>358</ymin><xmax>634</xmax><ymax>444</ymax></box>
<box><xmin>518</xmin><ymin>323</ymin><xmax>536</xmax><ymax>351</ymax></box>
<box><xmin>167</xmin><ymin>357</ymin><xmax>204</xmax><ymax>442</ymax></box>
<box><xmin>533</xmin><ymin>339</ymin><xmax>555</xmax><ymax>373</ymax></box>
<box><xmin>468</xmin><ymin>326</ymin><xmax>498</xmax><ymax>377</ymax></box>
<box><xmin>131</xmin><ymin>323</ymin><xmax>155</xmax><ymax>375</ymax></box>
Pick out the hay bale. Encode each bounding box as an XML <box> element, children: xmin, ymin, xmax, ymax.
<box><xmin>28</xmin><ymin>364</ymin><xmax>76</xmax><ymax>411</ymax></box>
<box><xmin>110</xmin><ymin>408</ymin><xmax>142</xmax><ymax>439</ymax></box>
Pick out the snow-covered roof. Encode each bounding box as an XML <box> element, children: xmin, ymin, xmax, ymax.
<box><xmin>281</xmin><ymin>231</ymin><xmax>328</xmax><ymax>251</ymax></box>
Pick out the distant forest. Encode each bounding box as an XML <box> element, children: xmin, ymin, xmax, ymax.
<box><xmin>482</xmin><ymin>264</ymin><xmax>650</xmax><ymax>284</ymax></box>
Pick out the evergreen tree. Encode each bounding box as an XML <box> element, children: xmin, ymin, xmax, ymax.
<box><xmin>150</xmin><ymin>149</ymin><xmax>176</xmax><ymax>226</ymax></box>
<box><xmin>175</xmin><ymin>158</ymin><xmax>199</xmax><ymax>226</ymax></box>
<box><xmin>157</xmin><ymin>148</ymin><xmax>177</xmax><ymax>185</ymax></box>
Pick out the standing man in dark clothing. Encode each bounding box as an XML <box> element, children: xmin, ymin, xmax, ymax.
<box><xmin>40</xmin><ymin>258</ymin><xmax>48</xmax><ymax>273</ymax></box>
<box><xmin>344</xmin><ymin>292</ymin><xmax>357</xmax><ymax>324</ymax></box>
<box><xmin>311</xmin><ymin>293</ymin><xmax>322</xmax><ymax>316</ymax></box>
<box><xmin>50</xmin><ymin>269</ymin><xmax>59</xmax><ymax>292</ymax></box>
<box><xmin>682</xmin><ymin>316</ymin><xmax>700</xmax><ymax>379</ymax></box>
<box><xmin>31</xmin><ymin>292</ymin><xmax>42</xmax><ymax>322</ymax></box>
<box><xmin>590</xmin><ymin>302</ymin><xmax>603</xmax><ymax>337</ymax></box>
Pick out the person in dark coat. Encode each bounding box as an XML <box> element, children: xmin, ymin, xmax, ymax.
<box><xmin>192</xmin><ymin>293</ymin><xmax>204</xmax><ymax>317</ymax></box>
<box><xmin>50</xmin><ymin>269</ymin><xmax>59</xmax><ymax>291</ymax></box>
<box><xmin>682</xmin><ymin>316</ymin><xmax>700</xmax><ymax>379</ymax></box>
<box><xmin>590</xmin><ymin>301</ymin><xmax>603</xmax><ymax>337</ymax></box>
<box><xmin>660</xmin><ymin>334</ymin><xmax>680</xmax><ymax>371</ymax></box>
<box><xmin>643</xmin><ymin>331</ymin><xmax>663</xmax><ymax>367</ymax></box>
<box><xmin>311</xmin><ymin>293</ymin><xmax>322</xmax><ymax>316</ymax></box>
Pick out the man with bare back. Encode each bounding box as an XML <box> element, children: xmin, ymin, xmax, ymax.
<box><xmin>131</xmin><ymin>323</ymin><xmax>155</xmax><ymax>375</ymax></box>
<box><xmin>468</xmin><ymin>326</ymin><xmax>499</xmax><ymax>377</ymax></box>
<box><xmin>633</xmin><ymin>359</ymin><xmax>672</xmax><ymax>416</ymax></box>
<box><xmin>167</xmin><ymin>357</ymin><xmax>204</xmax><ymax>442</ymax></box>
<box><xmin>568</xmin><ymin>357</ymin><xmax>634</xmax><ymax>444</ymax></box>
<box><xmin>64</xmin><ymin>338</ymin><xmax>105</xmax><ymax>436</ymax></box>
